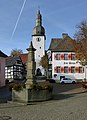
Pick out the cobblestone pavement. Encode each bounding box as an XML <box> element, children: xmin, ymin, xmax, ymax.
<box><xmin>0</xmin><ymin>83</ymin><xmax>87</xmax><ymax>120</ymax></box>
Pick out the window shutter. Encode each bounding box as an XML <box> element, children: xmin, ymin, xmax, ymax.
<box><xmin>74</xmin><ymin>54</ymin><xmax>76</xmax><ymax>60</ymax></box>
<box><xmin>54</xmin><ymin>54</ymin><xmax>57</xmax><ymax>60</ymax></box>
<box><xmin>54</xmin><ymin>67</ymin><xmax>57</xmax><ymax>73</ymax></box>
<box><xmin>75</xmin><ymin>67</ymin><xmax>79</xmax><ymax>73</ymax></box>
<box><xmin>61</xmin><ymin>67</ymin><xmax>64</xmax><ymax>73</ymax></box>
<box><xmin>68</xmin><ymin>54</ymin><xmax>71</xmax><ymax>60</ymax></box>
<box><xmin>83</xmin><ymin>67</ymin><xmax>84</xmax><ymax>73</ymax></box>
<box><xmin>68</xmin><ymin>67</ymin><xmax>71</xmax><ymax>73</ymax></box>
<box><xmin>60</xmin><ymin>54</ymin><xmax>64</xmax><ymax>60</ymax></box>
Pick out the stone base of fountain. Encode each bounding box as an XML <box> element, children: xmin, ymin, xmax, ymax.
<box><xmin>12</xmin><ymin>88</ymin><xmax>52</xmax><ymax>103</ymax></box>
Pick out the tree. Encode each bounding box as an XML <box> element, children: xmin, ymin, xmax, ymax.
<box><xmin>74</xmin><ymin>20</ymin><xmax>87</xmax><ymax>65</ymax></box>
<box><xmin>10</xmin><ymin>48</ymin><xmax>23</xmax><ymax>56</ymax></box>
<box><xmin>40</xmin><ymin>54</ymin><xmax>49</xmax><ymax>78</ymax></box>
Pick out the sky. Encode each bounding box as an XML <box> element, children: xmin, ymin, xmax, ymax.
<box><xmin>0</xmin><ymin>0</ymin><xmax>87</xmax><ymax>55</ymax></box>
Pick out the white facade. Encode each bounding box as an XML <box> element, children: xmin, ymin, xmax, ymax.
<box><xmin>51</xmin><ymin>51</ymin><xmax>85</xmax><ymax>82</ymax></box>
<box><xmin>32</xmin><ymin>36</ymin><xmax>45</xmax><ymax>70</ymax></box>
<box><xmin>32</xmin><ymin>36</ymin><xmax>45</xmax><ymax>61</ymax></box>
<box><xmin>0</xmin><ymin>58</ymin><xmax>5</xmax><ymax>87</ymax></box>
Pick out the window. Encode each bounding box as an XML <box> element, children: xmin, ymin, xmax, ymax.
<box><xmin>64</xmin><ymin>67</ymin><xmax>68</xmax><ymax>73</ymax></box>
<box><xmin>71</xmin><ymin>67</ymin><xmax>75</xmax><ymax>73</ymax></box>
<box><xmin>57</xmin><ymin>66</ymin><xmax>61</xmax><ymax>73</ymax></box>
<box><xmin>71</xmin><ymin>54</ymin><xmax>75</xmax><ymax>60</ymax></box>
<box><xmin>54</xmin><ymin>74</ymin><xmax>57</xmax><ymax>78</ymax></box>
<box><xmin>64</xmin><ymin>54</ymin><xmax>68</xmax><ymax>60</ymax></box>
<box><xmin>56</xmin><ymin>54</ymin><xmax>60</xmax><ymax>60</ymax></box>
<box><xmin>48</xmin><ymin>64</ymin><xmax>52</xmax><ymax>70</ymax></box>
<box><xmin>17</xmin><ymin>60</ymin><xmax>22</xmax><ymax>64</ymax></box>
<box><xmin>79</xmin><ymin>67</ymin><xmax>83</xmax><ymax>73</ymax></box>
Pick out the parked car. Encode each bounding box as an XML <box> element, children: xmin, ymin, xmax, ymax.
<box><xmin>60</xmin><ymin>78</ymin><xmax>77</xmax><ymax>84</ymax></box>
<box><xmin>82</xmin><ymin>82</ymin><xmax>87</xmax><ymax>88</ymax></box>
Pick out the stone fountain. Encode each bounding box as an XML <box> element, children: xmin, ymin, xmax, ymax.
<box><xmin>12</xmin><ymin>42</ymin><xmax>52</xmax><ymax>103</ymax></box>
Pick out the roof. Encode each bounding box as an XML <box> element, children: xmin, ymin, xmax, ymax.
<box><xmin>6</xmin><ymin>53</ymin><xmax>28</xmax><ymax>65</ymax></box>
<box><xmin>17</xmin><ymin>54</ymin><xmax>28</xmax><ymax>64</ymax></box>
<box><xmin>5</xmin><ymin>56</ymin><xmax>22</xmax><ymax>67</ymax></box>
<box><xmin>48</xmin><ymin>34</ymin><xmax>75</xmax><ymax>52</ymax></box>
<box><xmin>32</xmin><ymin>9</ymin><xmax>45</xmax><ymax>36</ymax></box>
<box><xmin>0</xmin><ymin>50</ymin><xmax>8</xmax><ymax>58</ymax></box>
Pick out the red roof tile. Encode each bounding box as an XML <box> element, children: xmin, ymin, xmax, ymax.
<box><xmin>17</xmin><ymin>54</ymin><xmax>28</xmax><ymax>64</ymax></box>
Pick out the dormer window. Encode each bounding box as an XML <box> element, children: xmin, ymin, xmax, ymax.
<box><xmin>16</xmin><ymin>60</ymin><xmax>22</xmax><ymax>64</ymax></box>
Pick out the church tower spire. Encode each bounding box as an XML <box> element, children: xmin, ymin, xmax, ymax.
<box><xmin>32</xmin><ymin>9</ymin><xmax>45</xmax><ymax>36</ymax></box>
<box><xmin>36</xmin><ymin>9</ymin><xmax>42</xmax><ymax>26</ymax></box>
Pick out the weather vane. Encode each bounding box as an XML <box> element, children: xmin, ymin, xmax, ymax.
<box><xmin>38</xmin><ymin>6</ymin><xmax>40</xmax><ymax>10</ymax></box>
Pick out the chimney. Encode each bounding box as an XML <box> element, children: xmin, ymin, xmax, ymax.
<box><xmin>62</xmin><ymin>33</ymin><xmax>68</xmax><ymax>39</ymax></box>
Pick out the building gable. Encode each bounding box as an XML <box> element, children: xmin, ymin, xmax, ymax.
<box><xmin>0</xmin><ymin>50</ymin><xmax>8</xmax><ymax>58</ymax></box>
<box><xmin>49</xmin><ymin>34</ymin><xmax>75</xmax><ymax>52</ymax></box>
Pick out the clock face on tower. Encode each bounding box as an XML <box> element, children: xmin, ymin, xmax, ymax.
<box><xmin>36</xmin><ymin>37</ymin><xmax>41</xmax><ymax>42</ymax></box>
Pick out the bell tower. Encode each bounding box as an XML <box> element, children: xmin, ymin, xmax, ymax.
<box><xmin>32</xmin><ymin>9</ymin><xmax>46</xmax><ymax>75</ymax></box>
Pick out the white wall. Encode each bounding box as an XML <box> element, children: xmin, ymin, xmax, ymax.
<box><xmin>32</xmin><ymin>36</ymin><xmax>45</xmax><ymax>61</ymax></box>
<box><xmin>52</xmin><ymin>52</ymin><xmax>85</xmax><ymax>81</ymax></box>
<box><xmin>32</xmin><ymin>36</ymin><xmax>45</xmax><ymax>75</ymax></box>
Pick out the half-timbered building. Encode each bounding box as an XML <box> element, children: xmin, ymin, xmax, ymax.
<box><xmin>5</xmin><ymin>56</ymin><xmax>25</xmax><ymax>82</ymax></box>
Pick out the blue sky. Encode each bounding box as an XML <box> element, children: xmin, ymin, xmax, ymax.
<box><xmin>0</xmin><ymin>0</ymin><xmax>87</xmax><ymax>55</ymax></box>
